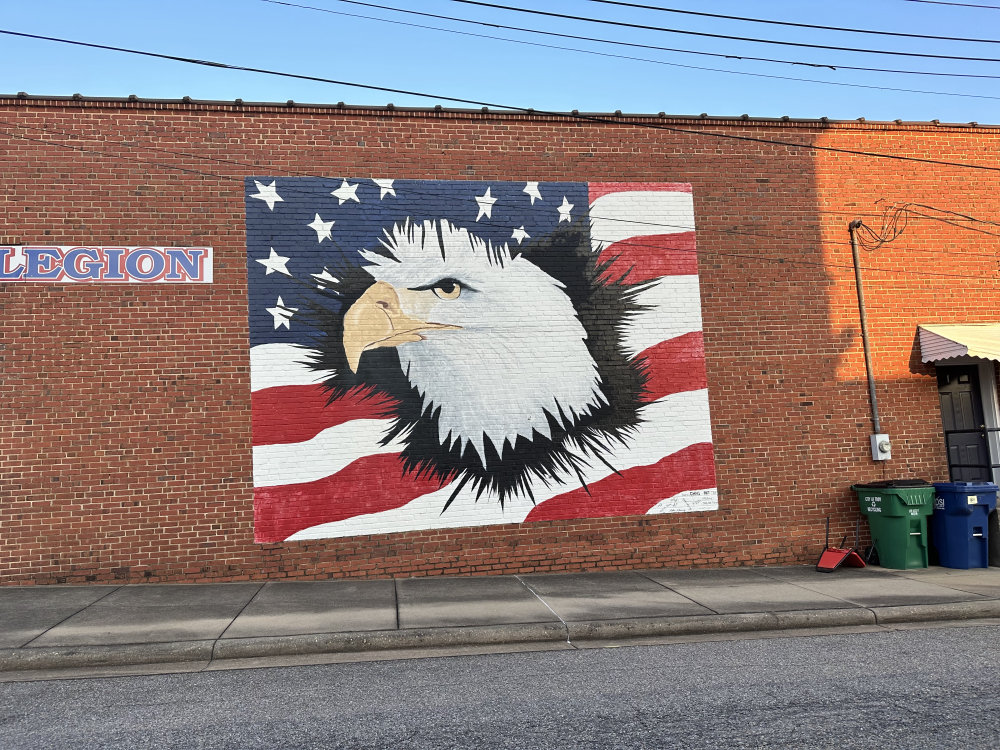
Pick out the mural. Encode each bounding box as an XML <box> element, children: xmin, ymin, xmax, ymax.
<box><xmin>246</xmin><ymin>179</ymin><xmax>716</xmax><ymax>543</ymax></box>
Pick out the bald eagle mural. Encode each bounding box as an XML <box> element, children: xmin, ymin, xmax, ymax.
<box><xmin>247</xmin><ymin>178</ymin><xmax>716</xmax><ymax>543</ymax></box>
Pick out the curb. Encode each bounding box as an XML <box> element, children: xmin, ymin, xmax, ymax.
<box><xmin>0</xmin><ymin>623</ymin><xmax>568</xmax><ymax>673</ymax></box>
<box><xmin>0</xmin><ymin>641</ymin><xmax>213</xmax><ymax>672</ymax></box>
<box><xmin>2</xmin><ymin>604</ymin><xmax>998</xmax><ymax>674</ymax></box>
<box><xmin>212</xmin><ymin>622</ymin><xmax>568</xmax><ymax>661</ymax></box>
<box><xmin>565</xmin><ymin>608</ymin><xmax>877</xmax><ymax>641</ymax></box>
<box><xmin>871</xmin><ymin>599</ymin><xmax>1000</xmax><ymax>624</ymax></box>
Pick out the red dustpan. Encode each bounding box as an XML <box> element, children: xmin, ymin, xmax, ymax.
<box><xmin>816</xmin><ymin>518</ymin><xmax>866</xmax><ymax>572</ymax></box>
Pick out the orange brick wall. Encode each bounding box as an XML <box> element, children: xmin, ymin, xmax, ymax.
<box><xmin>1</xmin><ymin>97</ymin><xmax>997</xmax><ymax>584</ymax></box>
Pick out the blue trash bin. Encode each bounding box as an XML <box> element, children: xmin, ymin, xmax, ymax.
<box><xmin>931</xmin><ymin>482</ymin><xmax>999</xmax><ymax>569</ymax></box>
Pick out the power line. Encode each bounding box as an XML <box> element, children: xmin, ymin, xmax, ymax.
<box><xmin>2</xmin><ymin>128</ymin><xmax>235</xmax><ymax>181</ymax></box>
<box><xmin>902</xmin><ymin>0</ymin><xmax>1000</xmax><ymax>8</ymax></box>
<box><xmin>21</xmin><ymin>110</ymin><xmax>1000</xmax><ymax>253</ymax></box>
<box><xmin>447</xmin><ymin>0</ymin><xmax>1000</xmax><ymax>62</ymax></box>
<box><xmin>853</xmin><ymin>201</ymin><xmax>1000</xmax><ymax>240</ymax></box>
<box><xmin>0</xmin><ymin>117</ymin><xmax>873</xmax><ymax>240</ymax></box>
<box><xmin>904</xmin><ymin>206</ymin><xmax>1000</xmax><ymax>235</ymax></box>
<box><xmin>3</xmin><ymin>28</ymin><xmax>1000</xmax><ymax>175</ymax></box>
<box><xmin>290</xmin><ymin>0</ymin><xmax>1000</xmax><ymax>81</ymax></box>
<box><xmin>1</xmin><ymin>125</ymin><xmax>996</xmax><ymax>277</ymax></box>
<box><xmin>18</xmin><ymin>114</ymin><xmax>1000</xmax><ymax>241</ymax></box>
<box><xmin>584</xmin><ymin>0</ymin><xmax>1000</xmax><ymax>43</ymax></box>
<box><xmin>905</xmin><ymin>201</ymin><xmax>1000</xmax><ymax>227</ymax></box>
<box><xmin>264</xmin><ymin>231</ymin><xmax>1000</xmax><ymax>321</ymax></box>
<box><xmin>255</xmin><ymin>0</ymin><xmax>1000</xmax><ymax>101</ymax></box>
<box><xmin>0</xmin><ymin>118</ymin><xmax>914</xmax><ymax>241</ymax></box>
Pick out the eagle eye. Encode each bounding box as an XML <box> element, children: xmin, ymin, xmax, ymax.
<box><xmin>432</xmin><ymin>279</ymin><xmax>462</xmax><ymax>300</ymax></box>
<box><xmin>409</xmin><ymin>277</ymin><xmax>469</xmax><ymax>300</ymax></box>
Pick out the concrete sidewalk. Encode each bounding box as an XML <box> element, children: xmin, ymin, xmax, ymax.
<box><xmin>3</xmin><ymin>565</ymin><xmax>1000</xmax><ymax>680</ymax></box>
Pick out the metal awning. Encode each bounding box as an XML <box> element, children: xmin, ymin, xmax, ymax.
<box><xmin>918</xmin><ymin>323</ymin><xmax>1000</xmax><ymax>363</ymax></box>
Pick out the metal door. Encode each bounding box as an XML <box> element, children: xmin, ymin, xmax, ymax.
<box><xmin>937</xmin><ymin>365</ymin><xmax>992</xmax><ymax>481</ymax></box>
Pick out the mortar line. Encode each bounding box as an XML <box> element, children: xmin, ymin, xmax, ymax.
<box><xmin>514</xmin><ymin>575</ymin><xmax>574</xmax><ymax>648</ymax></box>
<box><xmin>19</xmin><ymin>584</ymin><xmax>124</xmax><ymax>648</ymax></box>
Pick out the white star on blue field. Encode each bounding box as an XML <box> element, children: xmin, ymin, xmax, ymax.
<box><xmin>245</xmin><ymin>177</ymin><xmax>590</xmax><ymax>347</ymax></box>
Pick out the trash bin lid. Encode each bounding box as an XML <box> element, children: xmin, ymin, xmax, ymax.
<box><xmin>853</xmin><ymin>479</ymin><xmax>932</xmax><ymax>489</ymax></box>
<box><xmin>933</xmin><ymin>481</ymin><xmax>999</xmax><ymax>492</ymax></box>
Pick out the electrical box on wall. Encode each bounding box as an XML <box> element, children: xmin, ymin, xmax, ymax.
<box><xmin>871</xmin><ymin>433</ymin><xmax>891</xmax><ymax>461</ymax></box>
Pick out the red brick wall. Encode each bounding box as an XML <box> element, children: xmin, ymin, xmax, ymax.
<box><xmin>2</xmin><ymin>97</ymin><xmax>998</xmax><ymax>584</ymax></box>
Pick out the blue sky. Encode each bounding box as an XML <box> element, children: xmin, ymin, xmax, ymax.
<box><xmin>4</xmin><ymin>0</ymin><xmax>1000</xmax><ymax>123</ymax></box>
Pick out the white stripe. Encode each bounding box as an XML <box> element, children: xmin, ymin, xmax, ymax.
<box><xmin>590</xmin><ymin>190</ymin><xmax>695</xmax><ymax>248</ymax></box>
<box><xmin>286</xmin><ymin>389</ymin><xmax>714</xmax><ymax>541</ymax></box>
<box><xmin>648</xmin><ymin>488</ymin><xmax>719</xmax><ymax>514</ymax></box>
<box><xmin>623</xmin><ymin>275</ymin><xmax>703</xmax><ymax>358</ymax></box>
<box><xmin>253</xmin><ymin>418</ymin><xmax>402</xmax><ymax>487</ymax></box>
<box><xmin>250</xmin><ymin>343</ymin><xmax>326</xmax><ymax>392</ymax></box>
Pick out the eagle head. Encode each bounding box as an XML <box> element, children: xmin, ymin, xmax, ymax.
<box><xmin>308</xmin><ymin>217</ymin><xmax>648</xmax><ymax>506</ymax></box>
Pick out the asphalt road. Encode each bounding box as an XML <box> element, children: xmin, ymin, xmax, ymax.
<box><xmin>2</xmin><ymin>624</ymin><xmax>999</xmax><ymax>749</ymax></box>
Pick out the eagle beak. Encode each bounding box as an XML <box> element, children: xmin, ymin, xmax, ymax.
<box><xmin>343</xmin><ymin>281</ymin><xmax>460</xmax><ymax>373</ymax></box>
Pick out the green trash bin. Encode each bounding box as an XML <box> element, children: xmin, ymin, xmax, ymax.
<box><xmin>852</xmin><ymin>480</ymin><xmax>935</xmax><ymax>569</ymax></box>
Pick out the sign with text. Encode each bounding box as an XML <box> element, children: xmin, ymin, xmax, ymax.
<box><xmin>0</xmin><ymin>246</ymin><xmax>213</xmax><ymax>283</ymax></box>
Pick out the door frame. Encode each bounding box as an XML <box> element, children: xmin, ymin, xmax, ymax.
<box><xmin>935</xmin><ymin>357</ymin><xmax>1000</xmax><ymax>485</ymax></box>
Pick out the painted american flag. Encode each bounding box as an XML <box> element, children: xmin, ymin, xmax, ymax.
<box><xmin>246</xmin><ymin>178</ymin><xmax>716</xmax><ymax>543</ymax></box>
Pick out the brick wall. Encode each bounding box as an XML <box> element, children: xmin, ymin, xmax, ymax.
<box><xmin>1</xmin><ymin>97</ymin><xmax>998</xmax><ymax>584</ymax></box>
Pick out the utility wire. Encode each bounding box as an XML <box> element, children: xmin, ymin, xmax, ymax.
<box><xmin>4</xmin><ymin>28</ymin><xmax>999</xmax><ymax>175</ymax></box>
<box><xmin>447</xmin><ymin>0</ymin><xmax>1000</xmax><ymax>62</ymax></box>
<box><xmin>282</xmin><ymin>0</ymin><xmax>1000</xmax><ymax>81</ymax></box>
<box><xmin>906</xmin><ymin>201</ymin><xmax>1000</xmax><ymax>227</ymax></box>
<box><xmin>256</xmin><ymin>0</ymin><xmax>1000</xmax><ymax>101</ymax></box>
<box><xmin>0</xmin><ymin>118</ymin><xmax>871</xmax><ymax>243</ymax></box>
<box><xmin>0</xmin><ymin>119</ymin><xmax>951</xmax><ymax>227</ymax></box>
<box><xmin>584</xmin><ymin>0</ymin><xmax>1000</xmax><ymax>43</ymax></box>
<box><xmin>905</xmin><ymin>207</ymin><xmax>1000</xmax><ymax>235</ymax></box>
<box><xmin>2</xmin><ymin>126</ymin><xmax>997</xmax><ymax>276</ymax></box>
<box><xmin>902</xmin><ymin>0</ymin><xmax>1000</xmax><ymax>8</ymax></box>
<box><xmin>856</xmin><ymin>205</ymin><xmax>909</xmax><ymax>250</ymax></box>
<box><xmin>11</xmin><ymin>117</ymin><xmax>1000</xmax><ymax>244</ymax></box>
<box><xmin>16</xmin><ymin>113</ymin><xmax>1000</xmax><ymax>254</ymax></box>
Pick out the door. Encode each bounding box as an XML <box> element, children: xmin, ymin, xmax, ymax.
<box><xmin>937</xmin><ymin>365</ymin><xmax>992</xmax><ymax>481</ymax></box>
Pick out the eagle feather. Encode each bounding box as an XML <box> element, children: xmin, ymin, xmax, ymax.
<box><xmin>306</xmin><ymin>217</ymin><xmax>649</xmax><ymax>507</ymax></box>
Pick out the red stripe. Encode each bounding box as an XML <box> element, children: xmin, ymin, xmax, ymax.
<box><xmin>256</xmin><ymin>442</ymin><xmax>716</xmax><ymax>542</ymax></box>
<box><xmin>598</xmin><ymin>233</ymin><xmax>698</xmax><ymax>283</ymax></box>
<box><xmin>252</xmin><ymin>384</ymin><xmax>397</xmax><ymax>446</ymax></box>
<box><xmin>639</xmin><ymin>333</ymin><xmax>707</xmax><ymax>402</ymax></box>
<box><xmin>253</xmin><ymin>452</ymin><xmax>444</xmax><ymax>542</ymax></box>
<box><xmin>524</xmin><ymin>442</ymin><xmax>716</xmax><ymax>523</ymax></box>
<box><xmin>588</xmin><ymin>182</ymin><xmax>692</xmax><ymax>203</ymax></box>
<box><xmin>252</xmin><ymin>332</ymin><xmax>705</xmax><ymax>445</ymax></box>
